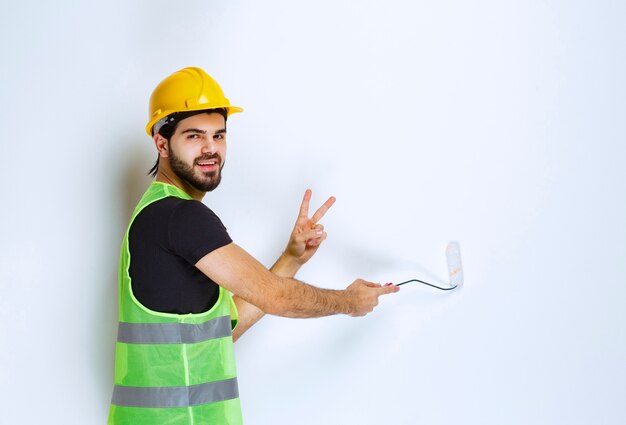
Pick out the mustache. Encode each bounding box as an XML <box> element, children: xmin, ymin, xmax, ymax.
<box><xmin>194</xmin><ymin>153</ymin><xmax>222</xmax><ymax>165</ymax></box>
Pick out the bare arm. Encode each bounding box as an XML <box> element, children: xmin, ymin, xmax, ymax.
<box><xmin>231</xmin><ymin>253</ymin><xmax>300</xmax><ymax>342</ymax></box>
<box><xmin>231</xmin><ymin>297</ymin><xmax>263</xmax><ymax>343</ymax></box>
<box><xmin>212</xmin><ymin>189</ymin><xmax>398</xmax><ymax>340</ymax></box>
<box><xmin>196</xmin><ymin>243</ymin><xmax>398</xmax><ymax>319</ymax></box>
<box><xmin>231</xmin><ymin>189</ymin><xmax>337</xmax><ymax>341</ymax></box>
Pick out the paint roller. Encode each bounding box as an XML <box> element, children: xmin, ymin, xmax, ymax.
<box><xmin>385</xmin><ymin>241</ymin><xmax>464</xmax><ymax>290</ymax></box>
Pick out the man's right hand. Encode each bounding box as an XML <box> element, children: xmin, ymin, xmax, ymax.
<box><xmin>345</xmin><ymin>279</ymin><xmax>400</xmax><ymax>317</ymax></box>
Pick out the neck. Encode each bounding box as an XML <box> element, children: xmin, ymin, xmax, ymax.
<box><xmin>155</xmin><ymin>169</ymin><xmax>205</xmax><ymax>201</ymax></box>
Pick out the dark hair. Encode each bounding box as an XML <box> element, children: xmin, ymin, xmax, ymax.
<box><xmin>148</xmin><ymin>108</ymin><xmax>228</xmax><ymax>177</ymax></box>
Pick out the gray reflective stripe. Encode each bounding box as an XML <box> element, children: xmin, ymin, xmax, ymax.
<box><xmin>112</xmin><ymin>377</ymin><xmax>239</xmax><ymax>408</ymax></box>
<box><xmin>117</xmin><ymin>315</ymin><xmax>232</xmax><ymax>344</ymax></box>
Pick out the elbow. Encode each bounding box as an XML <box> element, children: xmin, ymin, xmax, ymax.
<box><xmin>258</xmin><ymin>297</ymin><xmax>290</xmax><ymax>316</ymax></box>
<box><xmin>255</xmin><ymin>278</ymin><xmax>292</xmax><ymax>317</ymax></box>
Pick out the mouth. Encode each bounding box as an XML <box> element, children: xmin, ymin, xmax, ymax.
<box><xmin>195</xmin><ymin>158</ymin><xmax>220</xmax><ymax>171</ymax></box>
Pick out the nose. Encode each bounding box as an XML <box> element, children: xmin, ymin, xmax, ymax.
<box><xmin>200</xmin><ymin>137</ymin><xmax>217</xmax><ymax>155</ymax></box>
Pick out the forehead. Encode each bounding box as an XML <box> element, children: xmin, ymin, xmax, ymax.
<box><xmin>176</xmin><ymin>112</ymin><xmax>226</xmax><ymax>132</ymax></box>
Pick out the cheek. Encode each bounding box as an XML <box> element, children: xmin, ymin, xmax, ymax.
<box><xmin>177</xmin><ymin>143</ymin><xmax>201</xmax><ymax>162</ymax></box>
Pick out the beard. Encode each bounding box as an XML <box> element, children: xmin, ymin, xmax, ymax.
<box><xmin>169</xmin><ymin>147</ymin><xmax>224</xmax><ymax>192</ymax></box>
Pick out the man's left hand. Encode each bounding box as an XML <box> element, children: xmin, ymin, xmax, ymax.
<box><xmin>283</xmin><ymin>189</ymin><xmax>335</xmax><ymax>266</ymax></box>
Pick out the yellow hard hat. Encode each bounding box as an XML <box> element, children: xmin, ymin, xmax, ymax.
<box><xmin>146</xmin><ymin>67</ymin><xmax>243</xmax><ymax>136</ymax></box>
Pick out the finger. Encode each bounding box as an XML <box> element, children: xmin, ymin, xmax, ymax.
<box><xmin>363</xmin><ymin>281</ymin><xmax>382</xmax><ymax>288</ymax></box>
<box><xmin>297</xmin><ymin>189</ymin><xmax>312</xmax><ymax>220</ymax></box>
<box><xmin>299</xmin><ymin>228</ymin><xmax>324</xmax><ymax>242</ymax></box>
<box><xmin>306</xmin><ymin>232</ymin><xmax>327</xmax><ymax>246</ymax></box>
<box><xmin>311</xmin><ymin>196</ymin><xmax>336</xmax><ymax>223</ymax></box>
<box><xmin>378</xmin><ymin>285</ymin><xmax>400</xmax><ymax>295</ymax></box>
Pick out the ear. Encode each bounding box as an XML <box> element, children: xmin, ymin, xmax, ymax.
<box><xmin>153</xmin><ymin>133</ymin><xmax>169</xmax><ymax>158</ymax></box>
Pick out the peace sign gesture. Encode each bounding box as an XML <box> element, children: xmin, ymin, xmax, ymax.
<box><xmin>283</xmin><ymin>189</ymin><xmax>336</xmax><ymax>266</ymax></box>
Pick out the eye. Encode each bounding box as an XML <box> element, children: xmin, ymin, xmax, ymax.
<box><xmin>214</xmin><ymin>134</ymin><xmax>225</xmax><ymax>140</ymax></box>
<box><xmin>187</xmin><ymin>134</ymin><xmax>201</xmax><ymax>140</ymax></box>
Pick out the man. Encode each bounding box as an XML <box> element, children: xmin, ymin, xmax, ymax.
<box><xmin>108</xmin><ymin>67</ymin><xmax>399</xmax><ymax>425</ymax></box>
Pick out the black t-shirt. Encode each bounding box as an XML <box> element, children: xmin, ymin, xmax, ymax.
<box><xmin>128</xmin><ymin>197</ymin><xmax>232</xmax><ymax>314</ymax></box>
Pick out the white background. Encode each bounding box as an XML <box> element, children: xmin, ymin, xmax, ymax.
<box><xmin>1</xmin><ymin>1</ymin><xmax>625</xmax><ymax>424</ymax></box>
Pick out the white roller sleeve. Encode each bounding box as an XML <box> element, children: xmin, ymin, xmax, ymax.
<box><xmin>446</xmin><ymin>241</ymin><xmax>464</xmax><ymax>287</ymax></box>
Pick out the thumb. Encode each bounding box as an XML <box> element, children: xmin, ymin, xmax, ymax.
<box><xmin>377</xmin><ymin>285</ymin><xmax>400</xmax><ymax>295</ymax></box>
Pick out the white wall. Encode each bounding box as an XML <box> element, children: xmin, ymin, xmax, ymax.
<box><xmin>1</xmin><ymin>1</ymin><xmax>624</xmax><ymax>424</ymax></box>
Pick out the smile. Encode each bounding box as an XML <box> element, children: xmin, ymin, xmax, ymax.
<box><xmin>196</xmin><ymin>160</ymin><xmax>218</xmax><ymax>166</ymax></box>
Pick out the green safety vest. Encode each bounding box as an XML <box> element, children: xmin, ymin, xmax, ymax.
<box><xmin>108</xmin><ymin>181</ymin><xmax>243</xmax><ymax>425</ymax></box>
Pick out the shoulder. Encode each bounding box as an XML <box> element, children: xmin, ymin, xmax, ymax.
<box><xmin>165</xmin><ymin>198</ymin><xmax>229</xmax><ymax>236</ymax></box>
<box><xmin>133</xmin><ymin>198</ymin><xmax>226</xmax><ymax>235</ymax></box>
<box><xmin>139</xmin><ymin>197</ymin><xmax>220</xmax><ymax>220</ymax></box>
<box><xmin>169</xmin><ymin>198</ymin><xmax>222</xmax><ymax>223</ymax></box>
<box><xmin>167</xmin><ymin>199</ymin><xmax>232</xmax><ymax>262</ymax></box>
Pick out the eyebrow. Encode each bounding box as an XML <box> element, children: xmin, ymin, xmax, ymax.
<box><xmin>181</xmin><ymin>128</ymin><xmax>227</xmax><ymax>135</ymax></box>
